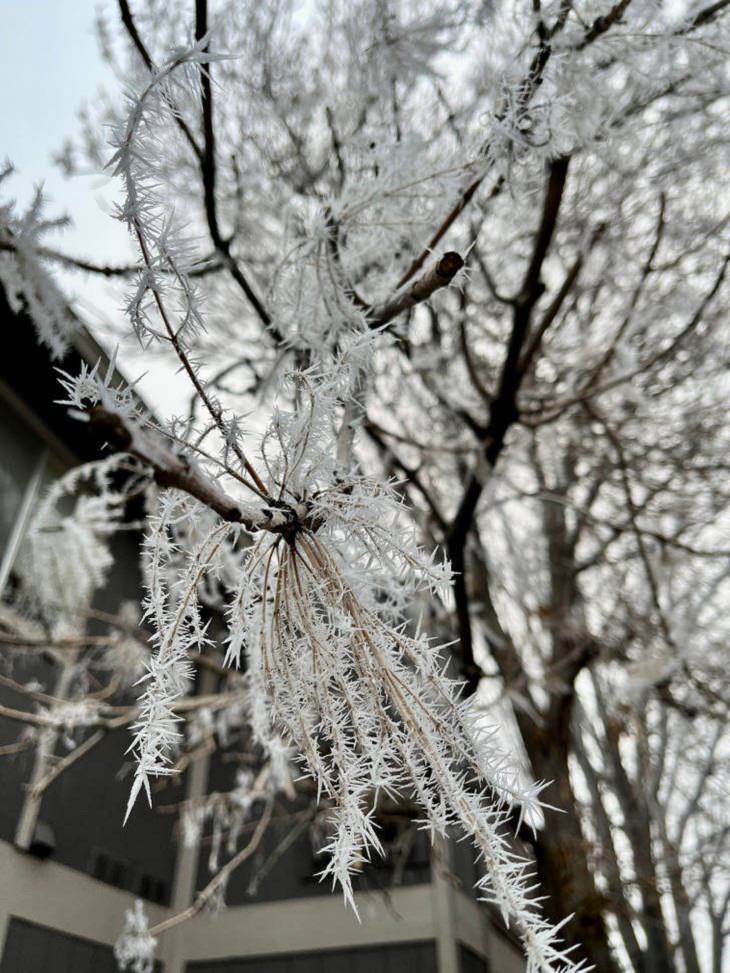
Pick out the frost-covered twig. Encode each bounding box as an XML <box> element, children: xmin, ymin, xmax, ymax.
<box><xmin>86</xmin><ymin>404</ymin><xmax>302</xmax><ymax>534</ymax></box>
<box><xmin>369</xmin><ymin>250</ymin><xmax>464</xmax><ymax>327</ymax></box>
<box><xmin>108</xmin><ymin>39</ymin><xmax>267</xmax><ymax>495</ymax></box>
<box><xmin>0</xmin><ymin>170</ymin><xmax>78</xmax><ymax>357</ymax></box>
<box><xmin>149</xmin><ymin>798</ymin><xmax>273</xmax><ymax>937</ymax></box>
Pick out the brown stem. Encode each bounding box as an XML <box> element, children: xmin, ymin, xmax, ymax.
<box><xmin>117</xmin><ymin>0</ymin><xmax>203</xmax><ymax>163</ymax></box>
<box><xmin>446</xmin><ymin>157</ymin><xmax>570</xmax><ymax>693</ymax></box>
<box><xmin>148</xmin><ymin>798</ymin><xmax>273</xmax><ymax>937</ymax></box>
<box><xmin>0</xmin><ymin>240</ymin><xmax>222</xmax><ymax>279</ymax></box>
<box><xmin>369</xmin><ymin>251</ymin><xmax>464</xmax><ymax>328</ymax></box>
<box><xmin>88</xmin><ymin>405</ymin><xmax>305</xmax><ymax>537</ymax></box>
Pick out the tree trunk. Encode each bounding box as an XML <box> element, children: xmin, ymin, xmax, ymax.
<box><xmin>518</xmin><ymin>706</ymin><xmax>620</xmax><ymax>973</ymax></box>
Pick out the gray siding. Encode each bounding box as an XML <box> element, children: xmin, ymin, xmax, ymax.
<box><xmin>38</xmin><ymin>724</ymin><xmax>183</xmax><ymax>905</ymax></box>
<box><xmin>38</xmin><ymin>534</ymin><xmax>183</xmax><ymax>905</ymax></box>
<box><xmin>186</xmin><ymin>941</ymin><xmax>437</xmax><ymax>973</ymax></box>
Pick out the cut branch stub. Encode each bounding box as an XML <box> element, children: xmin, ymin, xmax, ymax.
<box><xmin>369</xmin><ymin>251</ymin><xmax>464</xmax><ymax>328</ymax></box>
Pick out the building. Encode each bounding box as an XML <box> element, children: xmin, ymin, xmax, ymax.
<box><xmin>0</xmin><ymin>270</ymin><xmax>525</xmax><ymax>972</ymax></box>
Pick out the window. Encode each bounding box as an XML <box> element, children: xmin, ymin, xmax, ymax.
<box><xmin>0</xmin><ymin>917</ymin><xmax>118</xmax><ymax>973</ymax></box>
<box><xmin>186</xmin><ymin>941</ymin><xmax>437</xmax><ymax>973</ymax></box>
<box><xmin>91</xmin><ymin>849</ymin><xmax>170</xmax><ymax>906</ymax></box>
<box><xmin>0</xmin><ymin>917</ymin><xmax>165</xmax><ymax>972</ymax></box>
<box><xmin>460</xmin><ymin>944</ymin><xmax>489</xmax><ymax>973</ymax></box>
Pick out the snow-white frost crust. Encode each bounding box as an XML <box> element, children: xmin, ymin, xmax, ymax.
<box><xmin>0</xmin><ymin>166</ymin><xmax>78</xmax><ymax>357</ymax></box>
<box><xmin>115</xmin><ymin>900</ymin><xmax>156</xmax><ymax>973</ymax></box>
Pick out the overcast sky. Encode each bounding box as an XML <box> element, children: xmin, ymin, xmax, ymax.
<box><xmin>2</xmin><ymin>1</ymin><xmax>190</xmax><ymax>413</ymax></box>
<box><xmin>2</xmin><ymin>1</ymin><xmax>127</xmax><ymax>309</ymax></box>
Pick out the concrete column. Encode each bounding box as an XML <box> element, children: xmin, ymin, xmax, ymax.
<box><xmin>431</xmin><ymin>837</ymin><xmax>460</xmax><ymax>973</ymax></box>
<box><xmin>160</xmin><ymin>667</ymin><xmax>216</xmax><ymax>973</ymax></box>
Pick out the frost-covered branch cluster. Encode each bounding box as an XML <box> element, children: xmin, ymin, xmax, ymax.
<box><xmin>53</xmin><ymin>26</ymin><xmax>587</xmax><ymax>971</ymax></box>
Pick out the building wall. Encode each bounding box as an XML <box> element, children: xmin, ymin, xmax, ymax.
<box><xmin>36</xmin><ymin>725</ymin><xmax>183</xmax><ymax>905</ymax></box>
<box><xmin>0</xmin><ymin>842</ymin><xmax>526</xmax><ymax>973</ymax></box>
<box><xmin>171</xmin><ymin>885</ymin><xmax>435</xmax><ymax>966</ymax></box>
<box><xmin>0</xmin><ymin>650</ymin><xmax>56</xmax><ymax>846</ymax></box>
<box><xmin>489</xmin><ymin>926</ymin><xmax>528</xmax><ymax>973</ymax></box>
<box><xmin>0</xmin><ymin>839</ymin><xmax>168</xmax><ymax>965</ymax></box>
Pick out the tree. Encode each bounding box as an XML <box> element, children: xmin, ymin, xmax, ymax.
<box><xmin>1</xmin><ymin>1</ymin><xmax>728</xmax><ymax>971</ymax></box>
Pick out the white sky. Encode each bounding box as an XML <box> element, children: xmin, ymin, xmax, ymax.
<box><xmin>1</xmin><ymin>0</ymin><xmax>189</xmax><ymax>415</ymax></box>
